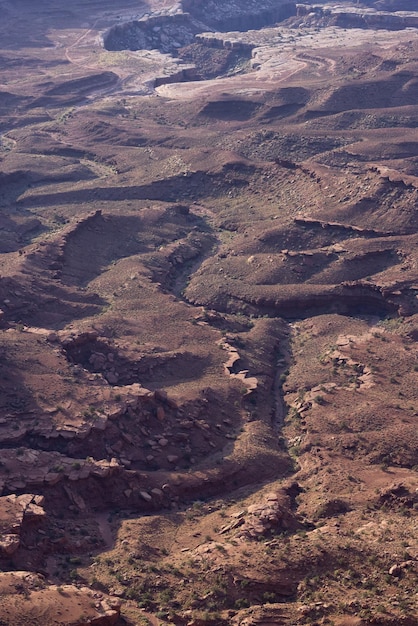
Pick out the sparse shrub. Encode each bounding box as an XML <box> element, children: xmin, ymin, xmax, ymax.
<box><xmin>288</xmin><ymin>444</ymin><xmax>300</xmax><ymax>457</ymax></box>
<box><xmin>235</xmin><ymin>598</ymin><xmax>250</xmax><ymax>609</ymax></box>
<box><xmin>262</xmin><ymin>591</ymin><xmax>276</xmax><ymax>603</ymax></box>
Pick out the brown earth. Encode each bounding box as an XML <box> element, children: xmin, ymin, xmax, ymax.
<box><xmin>0</xmin><ymin>0</ymin><xmax>417</xmax><ymax>625</ymax></box>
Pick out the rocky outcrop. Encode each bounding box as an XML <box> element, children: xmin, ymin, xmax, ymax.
<box><xmin>234</xmin><ymin>490</ymin><xmax>301</xmax><ymax>540</ymax></box>
<box><xmin>377</xmin><ymin>482</ymin><xmax>418</xmax><ymax>511</ymax></box>
<box><xmin>0</xmin><ymin>494</ymin><xmax>45</xmax><ymax>557</ymax></box>
<box><xmin>0</xmin><ymin>449</ymin><xmax>123</xmax><ymax>497</ymax></box>
<box><xmin>219</xmin><ymin>337</ymin><xmax>258</xmax><ymax>395</ymax></box>
<box><xmin>154</xmin><ymin>65</ymin><xmax>198</xmax><ymax>86</ymax></box>
<box><xmin>293</xmin><ymin>217</ymin><xmax>393</xmax><ymax>239</ymax></box>
<box><xmin>194</xmin><ymin>34</ymin><xmax>254</xmax><ymax>54</ymax></box>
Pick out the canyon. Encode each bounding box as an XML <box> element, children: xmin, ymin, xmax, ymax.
<box><xmin>0</xmin><ymin>0</ymin><xmax>417</xmax><ymax>624</ymax></box>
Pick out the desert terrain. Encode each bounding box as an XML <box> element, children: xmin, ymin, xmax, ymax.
<box><xmin>0</xmin><ymin>0</ymin><xmax>417</xmax><ymax>624</ymax></box>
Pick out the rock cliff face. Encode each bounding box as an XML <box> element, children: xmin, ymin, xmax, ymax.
<box><xmin>103</xmin><ymin>0</ymin><xmax>296</xmax><ymax>53</ymax></box>
<box><xmin>330</xmin><ymin>11</ymin><xmax>418</xmax><ymax>30</ymax></box>
<box><xmin>295</xmin><ymin>4</ymin><xmax>418</xmax><ymax>30</ymax></box>
<box><xmin>103</xmin><ymin>13</ymin><xmax>206</xmax><ymax>54</ymax></box>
